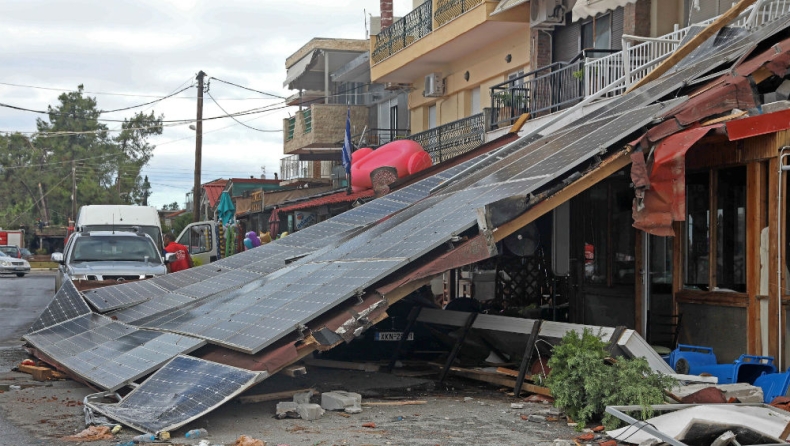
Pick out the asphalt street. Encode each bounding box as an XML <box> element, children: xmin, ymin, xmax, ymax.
<box><xmin>0</xmin><ymin>271</ymin><xmax>55</xmax><ymax>348</ymax></box>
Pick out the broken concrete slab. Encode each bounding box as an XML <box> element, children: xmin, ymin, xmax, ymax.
<box><xmin>292</xmin><ymin>390</ymin><xmax>313</xmax><ymax>405</ymax></box>
<box><xmin>296</xmin><ymin>403</ymin><xmax>325</xmax><ymax>421</ymax></box>
<box><xmin>275</xmin><ymin>402</ymin><xmax>299</xmax><ymax>419</ymax></box>
<box><xmin>776</xmin><ymin>79</ymin><xmax>790</xmax><ymax>100</ymax></box>
<box><xmin>321</xmin><ymin>391</ymin><xmax>362</xmax><ymax>411</ymax></box>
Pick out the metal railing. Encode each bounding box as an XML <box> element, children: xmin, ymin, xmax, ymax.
<box><xmin>409</xmin><ymin>113</ymin><xmax>485</xmax><ymax>164</ymax></box>
<box><xmin>338</xmin><ymin>128</ymin><xmax>411</xmax><ymax>149</ymax></box>
<box><xmin>489</xmin><ymin>59</ymin><xmax>585</xmax><ymax>129</ymax></box>
<box><xmin>434</xmin><ymin>0</ymin><xmax>484</xmax><ymax>27</ymax></box>
<box><xmin>280</xmin><ymin>155</ymin><xmax>311</xmax><ymax>181</ymax></box>
<box><xmin>371</xmin><ymin>1</ymin><xmax>432</xmax><ymax>65</ymax></box>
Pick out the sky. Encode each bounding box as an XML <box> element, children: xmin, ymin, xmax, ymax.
<box><xmin>0</xmin><ymin>0</ymin><xmax>413</xmax><ymax>209</ymax></box>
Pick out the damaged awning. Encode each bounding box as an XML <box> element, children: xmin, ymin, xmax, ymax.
<box><xmin>572</xmin><ymin>0</ymin><xmax>637</xmax><ymax>22</ymax></box>
<box><xmin>283</xmin><ymin>50</ymin><xmax>320</xmax><ymax>89</ymax></box>
<box><xmin>631</xmin><ymin>125</ymin><xmax>722</xmax><ymax>236</ymax></box>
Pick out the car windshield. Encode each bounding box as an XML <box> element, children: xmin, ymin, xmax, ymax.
<box><xmin>69</xmin><ymin>236</ymin><xmax>159</xmax><ymax>263</ymax></box>
<box><xmin>0</xmin><ymin>251</ymin><xmax>8</xmax><ymax>257</ymax></box>
<box><xmin>0</xmin><ymin>246</ymin><xmax>17</xmax><ymax>256</ymax></box>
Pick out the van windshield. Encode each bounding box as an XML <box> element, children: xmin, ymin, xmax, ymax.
<box><xmin>82</xmin><ymin>225</ymin><xmax>163</xmax><ymax>252</ymax></box>
<box><xmin>69</xmin><ymin>236</ymin><xmax>160</xmax><ymax>263</ymax></box>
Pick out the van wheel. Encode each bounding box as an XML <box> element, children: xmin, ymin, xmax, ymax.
<box><xmin>16</xmin><ymin>273</ymin><xmax>25</xmax><ymax>277</ymax></box>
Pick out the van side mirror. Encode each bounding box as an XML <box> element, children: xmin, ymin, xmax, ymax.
<box><xmin>51</xmin><ymin>253</ymin><xmax>64</xmax><ymax>264</ymax></box>
<box><xmin>165</xmin><ymin>252</ymin><xmax>176</xmax><ymax>264</ymax></box>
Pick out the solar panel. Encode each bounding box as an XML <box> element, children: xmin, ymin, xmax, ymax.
<box><xmin>172</xmin><ymin>269</ymin><xmax>264</xmax><ymax>299</ymax></box>
<box><xmin>107</xmin><ymin>292</ymin><xmax>194</xmax><ymax>325</ymax></box>
<box><xmin>25</xmin><ymin>313</ymin><xmax>204</xmax><ymax>391</ymax></box>
<box><xmin>27</xmin><ymin>280</ymin><xmax>90</xmax><ymax>333</ymax></box>
<box><xmin>86</xmin><ymin>355</ymin><xmax>261</xmax><ymax>433</ymax></box>
<box><xmin>147</xmin><ymin>265</ymin><xmax>224</xmax><ymax>291</ymax></box>
<box><xmin>81</xmin><ymin>279</ymin><xmax>167</xmax><ymax>313</ymax></box>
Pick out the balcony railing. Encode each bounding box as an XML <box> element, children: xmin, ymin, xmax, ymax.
<box><xmin>435</xmin><ymin>0</ymin><xmax>485</xmax><ymax>27</ymax></box>
<box><xmin>409</xmin><ymin>113</ymin><xmax>485</xmax><ymax>164</ymax></box>
<box><xmin>372</xmin><ymin>1</ymin><xmax>432</xmax><ymax>65</ymax></box>
<box><xmin>280</xmin><ymin>155</ymin><xmax>312</xmax><ymax>181</ymax></box>
<box><xmin>338</xmin><ymin>128</ymin><xmax>411</xmax><ymax>149</ymax></box>
<box><xmin>489</xmin><ymin>59</ymin><xmax>585</xmax><ymax>129</ymax></box>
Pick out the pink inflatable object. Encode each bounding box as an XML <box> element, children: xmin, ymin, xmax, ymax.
<box><xmin>351</xmin><ymin>140</ymin><xmax>432</xmax><ymax>192</ymax></box>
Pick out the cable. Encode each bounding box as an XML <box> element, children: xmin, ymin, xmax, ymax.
<box><xmin>210</xmin><ymin>77</ymin><xmax>285</xmax><ymax>99</ymax></box>
<box><xmin>206</xmin><ymin>91</ymin><xmax>282</xmax><ymax>132</ymax></box>
<box><xmin>98</xmin><ymin>85</ymin><xmax>193</xmax><ymax>113</ymax></box>
<box><xmin>4</xmin><ymin>173</ymin><xmax>72</xmax><ymax>225</ymax></box>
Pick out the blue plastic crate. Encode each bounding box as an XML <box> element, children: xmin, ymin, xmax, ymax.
<box><xmin>754</xmin><ymin>370</ymin><xmax>790</xmax><ymax>403</ymax></box>
<box><xmin>692</xmin><ymin>354</ymin><xmax>777</xmax><ymax>385</ymax></box>
<box><xmin>668</xmin><ymin>344</ymin><xmax>717</xmax><ymax>374</ymax></box>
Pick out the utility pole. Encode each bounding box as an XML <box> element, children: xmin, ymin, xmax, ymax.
<box><xmin>37</xmin><ymin>182</ymin><xmax>49</xmax><ymax>225</ymax></box>
<box><xmin>71</xmin><ymin>160</ymin><xmax>77</xmax><ymax>221</ymax></box>
<box><xmin>193</xmin><ymin>70</ymin><xmax>206</xmax><ymax>222</ymax></box>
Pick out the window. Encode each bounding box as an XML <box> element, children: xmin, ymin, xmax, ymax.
<box><xmin>581</xmin><ymin>13</ymin><xmax>612</xmax><ymax>53</ymax></box>
<box><xmin>336</xmin><ymin>82</ymin><xmax>364</xmax><ymax>105</ymax></box>
<box><xmin>428</xmin><ymin>105</ymin><xmax>437</xmax><ymax>129</ymax></box>
<box><xmin>580</xmin><ymin>173</ymin><xmax>636</xmax><ymax>285</ymax></box>
<box><xmin>178</xmin><ymin>224</ymin><xmax>212</xmax><ymax>255</ymax></box>
<box><xmin>471</xmin><ymin>87</ymin><xmax>481</xmax><ymax>115</ymax></box>
<box><xmin>684</xmin><ymin>167</ymin><xmax>746</xmax><ymax>292</ymax></box>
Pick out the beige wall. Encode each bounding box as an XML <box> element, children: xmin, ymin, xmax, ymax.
<box><xmin>283</xmin><ymin>104</ymin><xmax>368</xmax><ymax>154</ymax></box>
<box><xmin>652</xmin><ymin>0</ymin><xmax>685</xmax><ymax>37</ymax></box>
<box><xmin>408</xmin><ymin>31</ymin><xmax>530</xmax><ymax>134</ymax></box>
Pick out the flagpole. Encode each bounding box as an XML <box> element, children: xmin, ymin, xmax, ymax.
<box><xmin>344</xmin><ymin>104</ymin><xmax>353</xmax><ymax>195</ymax></box>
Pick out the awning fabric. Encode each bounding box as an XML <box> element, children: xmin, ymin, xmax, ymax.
<box><xmin>490</xmin><ymin>0</ymin><xmax>528</xmax><ymax>16</ymax></box>
<box><xmin>283</xmin><ymin>50</ymin><xmax>320</xmax><ymax>89</ymax></box>
<box><xmin>217</xmin><ymin>191</ymin><xmax>236</xmax><ymax>225</ymax></box>
<box><xmin>631</xmin><ymin>125</ymin><xmax>721</xmax><ymax>237</ymax></box>
<box><xmin>572</xmin><ymin>0</ymin><xmax>637</xmax><ymax>21</ymax></box>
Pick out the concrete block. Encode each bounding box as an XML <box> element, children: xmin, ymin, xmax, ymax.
<box><xmin>296</xmin><ymin>403</ymin><xmax>325</xmax><ymax>421</ymax></box>
<box><xmin>275</xmin><ymin>402</ymin><xmax>299</xmax><ymax>419</ymax></box>
<box><xmin>763</xmin><ymin>92</ymin><xmax>779</xmax><ymax>104</ymax></box>
<box><xmin>344</xmin><ymin>406</ymin><xmax>363</xmax><ymax>414</ymax></box>
<box><xmin>528</xmin><ymin>414</ymin><xmax>547</xmax><ymax>422</ymax></box>
<box><xmin>321</xmin><ymin>391</ymin><xmax>362</xmax><ymax>411</ymax></box>
<box><xmin>762</xmin><ymin>100</ymin><xmax>790</xmax><ymax>114</ymax></box>
<box><xmin>776</xmin><ymin>79</ymin><xmax>790</xmax><ymax>100</ymax></box>
<box><xmin>293</xmin><ymin>390</ymin><xmax>314</xmax><ymax>405</ymax></box>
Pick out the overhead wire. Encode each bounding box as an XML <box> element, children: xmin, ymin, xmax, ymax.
<box><xmin>209</xmin><ymin>76</ymin><xmax>285</xmax><ymax>99</ymax></box>
<box><xmin>207</xmin><ymin>90</ymin><xmax>282</xmax><ymax>132</ymax></box>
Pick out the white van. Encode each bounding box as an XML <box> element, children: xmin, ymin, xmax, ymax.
<box><xmin>75</xmin><ymin>205</ymin><xmax>164</xmax><ymax>252</ymax></box>
<box><xmin>175</xmin><ymin>220</ymin><xmax>219</xmax><ymax>266</ymax></box>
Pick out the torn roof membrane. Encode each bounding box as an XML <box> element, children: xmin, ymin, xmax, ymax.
<box><xmin>24</xmin><ymin>13</ymin><xmax>790</xmax><ymax>432</ymax></box>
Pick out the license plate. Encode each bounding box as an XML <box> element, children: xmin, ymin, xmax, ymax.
<box><xmin>15</xmin><ymin>267</ymin><xmax>26</xmax><ymax>271</ymax></box>
<box><xmin>374</xmin><ymin>331</ymin><xmax>414</xmax><ymax>341</ymax></box>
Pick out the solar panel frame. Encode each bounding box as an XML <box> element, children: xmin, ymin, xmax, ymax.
<box><xmin>27</xmin><ymin>280</ymin><xmax>91</xmax><ymax>333</ymax></box>
<box><xmin>81</xmin><ymin>279</ymin><xmax>168</xmax><ymax>313</ymax></box>
<box><xmin>86</xmin><ymin>355</ymin><xmax>261</xmax><ymax>433</ymax></box>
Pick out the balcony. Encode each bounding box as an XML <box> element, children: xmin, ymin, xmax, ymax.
<box><xmin>371</xmin><ymin>0</ymin><xmax>528</xmax><ymax>84</ymax></box>
<box><xmin>409</xmin><ymin>113</ymin><xmax>485</xmax><ymax>163</ymax></box>
<box><xmin>283</xmin><ymin>104</ymin><xmax>368</xmax><ymax>158</ymax></box>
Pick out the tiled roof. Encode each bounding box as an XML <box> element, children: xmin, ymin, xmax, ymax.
<box><xmin>277</xmin><ymin>189</ymin><xmax>375</xmax><ymax>213</ymax></box>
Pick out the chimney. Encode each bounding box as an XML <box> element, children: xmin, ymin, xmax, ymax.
<box><xmin>380</xmin><ymin>0</ymin><xmax>393</xmax><ymax>30</ymax></box>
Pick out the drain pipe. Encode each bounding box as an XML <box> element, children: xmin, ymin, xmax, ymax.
<box><xmin>778</xmin><ymin>147</ymin><xmax>790</xmax><ymax>369</ymax></box>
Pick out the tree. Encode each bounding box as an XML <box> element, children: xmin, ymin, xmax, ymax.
<box><xmin>161</xmin><ymin>202</ymin><xmax>179</xmax><ymax>211</ymax></box>
<box><xmin>0</xmin><ymin>85</ymin><xmax>164</xmax><ymax>228</ymax></box>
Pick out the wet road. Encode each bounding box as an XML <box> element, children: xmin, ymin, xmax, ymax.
<box><xmin>0</xmin><ymin>271</ymin><xmax>55</xmax><ymax>347</ymax></box>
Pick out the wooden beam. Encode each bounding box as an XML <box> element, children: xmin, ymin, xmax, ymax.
<box><xmin>746</xmin><ymin>162</ymin><xmax>765</xmax><ymax>354</ymax></box>
<box><xmin>635</xmin><ymin>230</ymin><xmax>645</xmax><ymax>337</ymax></box>
<box><xmin>237</xmin><ymin>388</ymin><xmax>316</xmax><ymax>404</ymax></box>
<box><xmin>509</xmin><ymin>113</ymin><xmax>531</xmax><ymax>134</ymax></box>
<box><xmin>362</xmin><ymin>400</ymin><xmax>427</xmax><ymax>406</ymax></box>
<box><xmin>493</xmin><ymin>149</ymin><xmax>632</xmax><ymax>242</ymax></box>
<box><xmin>768</xmin><ymin>156</ymin><xmax>780</xmax><ymax>360</ymax></box>
<box><xmin>626</xmin><ymin>0</ymin><xmax>757</xmax><ymax>94</ymax></box>
<box><xmin>445</xmin><ymin>366</ymin><xmax>552</xmax><ymax>397</ymax></box>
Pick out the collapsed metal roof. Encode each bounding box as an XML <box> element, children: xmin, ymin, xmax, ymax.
<box><xmin>23</xmin><ymin>13</ymin><xmax>790</xmax><ymax>433</ymax></box>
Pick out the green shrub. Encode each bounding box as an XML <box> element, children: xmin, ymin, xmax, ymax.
<box><xmin>546</xmin><ymin>328</ymin><xmax>676</xmax><ymax>430</ymax></box>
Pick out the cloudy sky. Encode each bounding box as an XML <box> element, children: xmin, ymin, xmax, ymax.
<box><xmin>0</xmin><ymin>0</ymin><xmax>412</xmax><ymax>209</ymax></box>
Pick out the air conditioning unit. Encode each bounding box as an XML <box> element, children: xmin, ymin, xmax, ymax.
<box><xmin>530</xmin><ymin>0</ymin><xmax>565</xmax><ymax>29</ymax></box>
<box><xmin>423</xmin><ymin>72</ymin><xmax>445</xmax><ymax>97</ymax></box>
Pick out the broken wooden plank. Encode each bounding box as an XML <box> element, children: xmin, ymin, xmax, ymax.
<box><xmin>236</xmin><ymin>388</ymin><xmax>316</xmax><ymax>405</ymax></box>
<box><xmin>18</xmin><ymin>364</ymin><xmax>54</xmax><ymax>382</ymax></box>
<box><xmin>495</xmin><ymin>367</ymin><xmax>534</xmax><ymax>382</ymax></box>
<box><xmin>303</xmin><ymin>358</ymin><xmax>380</xmax><ymax>372</ymax></box>
<box><xmin>362</xmin><ymin>400</ymin><xmax>427</xmax><ymax>406</ymax></box>
<box><xmin>283</xmin><ymin>365</ymin><xmax>307</xmax><ymax>377</ymax></box>
<box><xmin>447</xmin><ymin>366</ymin><xmax>552</xmax><ymax>397</ymax></box>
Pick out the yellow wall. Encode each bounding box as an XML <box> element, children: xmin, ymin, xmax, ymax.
<box><xmin>408</xmin><ymin>31</ymin><xmax>530</xmax><ymax>134</ymax></box>
<box><xmin>652</xmin><ymin>0</ymin><xmax>685</xmax><ymax>37</ymax></box>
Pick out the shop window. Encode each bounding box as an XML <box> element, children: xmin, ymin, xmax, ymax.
<box><xmin>683</xmin><ymin>167</ymin><xmax>746</xmax><ymax>292</ymax></box>
<box><xmin>581</xmin><ymin>173</ymin><xmax>635</xmax><ymax>285</ymax></box>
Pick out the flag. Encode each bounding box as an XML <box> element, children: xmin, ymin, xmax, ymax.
<box><xmin>341</xmin><ymin>107</ymin><xmax>352</xmax><ymax>175</ymax></box>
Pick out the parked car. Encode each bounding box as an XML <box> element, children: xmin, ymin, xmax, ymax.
<box><xmin>0</xmin><ymin>245</ymin><xmax>22</xmax><ymax>259</ymax></box>
<box><xmin>19</xmin><ymin>247</ymin><xmax>34</xmax><ymax>260</ymax></box>
<box><xmin>52</xmin><ymin>231</ymin><xmax>172</xmax><ymax>291</ymax></box>
<box><xmin>0</xmin><ymin>250</ymin><xmax>30</xmax><ymax>277</ymax></box>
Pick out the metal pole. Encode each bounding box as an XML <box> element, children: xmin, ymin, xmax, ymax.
<box><xmin>71</xmin><ymin>160</ymin><xmax>77</xmax><ymax>221</ymax></box>
<box><xmin>193</xmin><ymin>71</ymin><xmax>205</xmax><ymax>223</ymax></box>
<box><xmin>777</xmin><ymin>149</ymin><xmax>790</xmax><ymax>369</ymax></box>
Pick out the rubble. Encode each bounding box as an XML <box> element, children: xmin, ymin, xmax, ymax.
<box><xmin>295</xmin><ymin>403</ymin><xmax>325</xmax><ymax>421</ymax></box>
<box><xmin>61</xmin><ymin>425</ymin><xmax>113</xmax><ymax>441</ymax></box>
<box><xmin>320</xmin><ymin>390</ymin><xmax>361</xmax><ymax>411</ymax></box>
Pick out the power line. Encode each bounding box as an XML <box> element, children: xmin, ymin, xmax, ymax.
<box><xmin>210</xmin><ymin>76</ymin><xmax>285</xmax><ymax>99</ymax></box>
<box><xmin>207</xmin><ymin>91</ymin><xmax>282</xmax><ymax>132</ymax></box>
<box><xmin>98</xmin><ymin>85</ymin><xmax>193</xmax><ymax>113</ymax></box>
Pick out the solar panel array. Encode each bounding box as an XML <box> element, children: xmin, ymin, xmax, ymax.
<box><xmin>87</xmin><ymin>355</ymin><xmax>260</xmax><ymax>433</ymax></box>
<box><xmin>24</xmin><ymin>314</ymin><xmax>204</xmax><ymax>391</ymax></box>
<box><xmin>27</xmin><ymin>280</ymin><xmax>90</xmax><ymax>333</ymax></box>
<box><xmin>32</xmin><ymin>16</ymin><xmax>790</xmax><ymax>433</ymax></box>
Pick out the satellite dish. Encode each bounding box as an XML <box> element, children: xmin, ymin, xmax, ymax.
<box><xmin>503</xmin><ymin>223</ymin><xmax>539</xmax><ymax>257</ymax></box>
